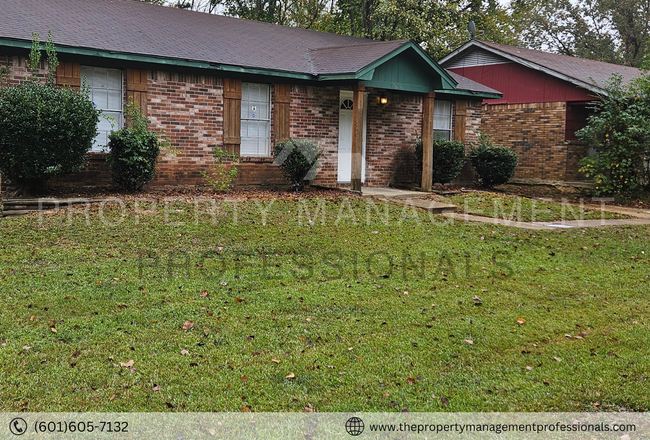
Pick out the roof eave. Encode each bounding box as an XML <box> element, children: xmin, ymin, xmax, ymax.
<box><xmin>435</xmin><ymin>89</ymin><xmax>503</xmax><ymax>100</ymax></box>
<box><xmin>0</xmin><ymin>37</ymin><xmax>315</xmax><ymax>80</ymax></box>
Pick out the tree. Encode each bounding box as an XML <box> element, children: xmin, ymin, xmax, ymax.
<box><xmin>511</xmin><ymin>0</ymin><xmax>650</xmax><ymax>67</ymax></box>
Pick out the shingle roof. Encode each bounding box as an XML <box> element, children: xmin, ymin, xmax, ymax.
<box><xmin>308</xmin><ymin>40</ymin><xmax>409</xmax><ymax>75</ymax></box>
<box><xmin>0</xmin><ymin>0</ymin><xmax>410</xmax><ymax>76</ymax></box>
<box><xmin>443</xmin><ymin>40</ymin><xmax>642</xmax><ymax>92</ymax></box>
<box><xmin>445</xmin><ymin>70</ymin><xmax>501</xmax><ymax>95</ymax></box>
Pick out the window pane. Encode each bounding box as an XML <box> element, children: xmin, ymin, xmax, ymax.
<box><xmin>107</xmin><ymin>70</ymin><xmax>122</xmax><ymax>89</ymax></box>
<box><xmin>434</xmin><ymin>130</ymin><xmax>451</xmax><ymax>141</ymax></box>
<box><xmin>82</xmin><ymin>66</ymin><xmax>123</xmax><ymax>149</ymax></box>
<box><xmin>107</xmin><ymin>89</ymin><xmax>122</xmax><ymax>111</ymax></box>
<box><xmin>433</xmin><ymin>100</ymin><xmax>452</xmax><ymax>131</ymax></box>
<box><xmin>241</xmin><ymin>82</ymin><xmax>270</xmax><ymax>155</ymax></box>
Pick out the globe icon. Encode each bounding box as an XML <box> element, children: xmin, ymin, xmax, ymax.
<box><xmin>345</xmin><ymin>417</ymin><xmax>364</xmax><ymax>436</ymax></box>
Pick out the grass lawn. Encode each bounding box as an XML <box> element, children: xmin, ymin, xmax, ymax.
<box><xmin>0</xmin><ymin>194</ymin><xmax>649</xmax><ymax>412</ymax></box>
<box><xmin>440</xmin><ymin>192</ymin><xmax>630</xmax><ymax>222</ymax></box>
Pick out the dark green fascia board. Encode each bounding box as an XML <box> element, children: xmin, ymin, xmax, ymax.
<box><xmin>0</xmin><ymin>37</ymin><xmax>314</xmax><ymax>81</ymax></box>
<box><xmin>317</xmin><ymin>69</ymin><xmax>375</xmax><ymax>82</ymax></box>
<box><xmin>361</xmin><ymin>80</ymin><xmax>432</xmax><ymax>94</ymax></box>
<box><xmin>435</xmin><ymin>89</ymin><xmax>502</xmax><ymax>100</ymax></box>
<box><xmin>355</xmin><ymin>41</ymin><xmax>457</xmax><ymax>90</ymax></box>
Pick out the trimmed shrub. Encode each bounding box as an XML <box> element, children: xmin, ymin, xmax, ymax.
<box><xmin>107</xmin><ymin>102</ymin><xmax>165</xmax><ymax>191</ymax></box>
<box><xmin>273</xmin><ymin>139</ymin><xmax>322</xmax><ymax>191</ymax></box>
<box><xmin>0</xmin><ymin>34</ymin><xmax>100</xmax><ymax>194</ymax></box>
<box><xmin>469</xmin><ymin>133</ymin><xmax>519</xmax><ymax>188</ymax></box>
<box><xmin>413</xmin><ymin>138</ymin><xmax>467</xmax><ymax>184</ymax></box>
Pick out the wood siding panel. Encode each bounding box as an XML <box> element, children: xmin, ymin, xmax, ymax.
<box><xmin>55</xmin><ymin>62</ymin><xmax>81</xmax><ymax>88</ymax></box>
<box><xmin>126</xmin><ymin>68</ymin><xmax>149</xmax><ymax>117</ymax></box>
<box><xmin>453</xmin><ymin>100</ymin><xmax>466</xmax><ymax>143</ymax></box>
<box><xmin>223</xmin><ymin>78</ymin><xmax>242</xmax><ymax>156</ymax></box>
<box><xmin>274</xmin><ymin>83</ymin><xmax>291</xmax><ymax>144</ymax></box>
<box><xmin>448</xmin><ymin>63</ymin><xmax>593</xmax><ymax>105</ymax></box>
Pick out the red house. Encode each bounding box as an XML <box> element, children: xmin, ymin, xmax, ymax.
<box><xmin>440</xmin><ymin>40</ymin><xmax>643</xmax><ymax>184</ymax></box>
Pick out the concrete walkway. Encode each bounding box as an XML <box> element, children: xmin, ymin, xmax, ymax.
<box><xmin>441</xmin><ymin>212</ymin><xmax>650</xmax><ymax>230</ymax></box>
<box><xmin>361</xmin><ymin>187</ymin><xmax>650</xmax><ymax>229</ymax></box>
<box><xmin>360</xmin><ymin>187</ymin><xmax>456</xmax><ymax>214</ymax></box>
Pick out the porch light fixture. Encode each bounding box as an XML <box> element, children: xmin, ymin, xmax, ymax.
<box><xmin>379</xmin><ymin>96</ymin><xmax>388</xmax><ymax>105</ymax></box>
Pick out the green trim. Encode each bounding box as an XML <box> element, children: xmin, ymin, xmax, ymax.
<box><xmin>435</xmin><ymin>89</ymin><xmax>502</xmax><ymax>100</ymax></box>
<box><xmin>356</xmin><ymin>41</ymin><xmax>457</xmax><ymax>90</ymax></box>
<box><xmin>361</xmin><ymin>80</ymin><xmax>432</xmax><ymax>94</ymax></box>
<box><xmin>0</xmin><ymin>37</ymin><xmax>314</xmax><ymax>80</ymax></box>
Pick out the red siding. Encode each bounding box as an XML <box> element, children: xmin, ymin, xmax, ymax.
<box><xmin>449</xmin><ymin>63</ymin><xmax>595</xmax><ymax>104</ymax></box>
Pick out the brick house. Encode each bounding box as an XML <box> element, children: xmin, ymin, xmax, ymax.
<box><xmin>440</xmin><ymin>40</ymin><xmax>643</xmax><ymax>184</ymax></box>
<box><xmin>0</xmin><ymin>0</ymin><xmax>500</xmax><ymax>191</ymax></box>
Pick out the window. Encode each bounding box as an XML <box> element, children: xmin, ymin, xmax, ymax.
<box><xmin>240</xmin><ymin>82</ymin><xmax>271</xmax><ymax>156</ymax></box>
<box><xmin>434</xmin><ymin>100</ymin><xmax>452</xmax><ymax>141</ymax></box>
<box><xmin>81</xmin><ymin>66</ymin><xmax>123</xmax><ymax>151</ymax></box>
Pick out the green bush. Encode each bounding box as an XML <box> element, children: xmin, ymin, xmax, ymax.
<box><xmin>469</xmin><ymin>133</ymin><xmax>519</xmax><ymax>188</ymax></box>
<box><xmin>201</xmin><ymin>147</ymin><xmax>240</xmax><ymax>192</ymax></box>
<box><xmin>107</xmin><ymin>102</ymin><xmax>165</xmax><ymax>191</ymax></box>
<box><xmin>0</xmin><ymin>34</ymin><xmax>100</xmax><ymax>194</ymax></box>
<box><xmin>414</xmin><ymin>138</ymin><xmax>467</xmax><ymax>184</ymax></box>
<box><xmin>577</xmin><ymin>74</ymin><xmax>650</xmax><ymax>199</ymax></box>
<box><xmin>273</xmin><ymin>139</ymin><xmax>322</xmax><ymax>191</ymax></box>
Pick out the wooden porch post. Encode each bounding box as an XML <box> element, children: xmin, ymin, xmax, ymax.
<box><xmin>351</xmin><ymin>83</ymin><xmax>365</xmax><ymax>192</ymax></box>
<box><xmin>421</xmin><ymin>91</ymin><xmax>436</xmax><ymax>191</ymax></box>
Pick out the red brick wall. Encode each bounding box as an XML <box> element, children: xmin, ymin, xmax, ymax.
<box><xmin>1</xmin><ymin>51</ymin><xmax>487</xmax><ymax>189</ymax></box>
<box><xmin>481</xmin><ymin>101</ymin><xmax>572</xmax><ymax>181</ymax></box>
<box><xmin>147</xmin><ymin>71</ymin><xmax>222</xmax><ymax>186</ymax></box>
<box><xmin>288</xmin><ymin>85</ymin><xmax>340</xmax><ymax>187</ymax></box>
<box><xmin>365</xmin><ymin>89</ymin><xmax>423</xmax><ymax>187</ymax></box>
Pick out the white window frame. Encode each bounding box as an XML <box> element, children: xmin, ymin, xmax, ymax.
<box><xmin>81</xmin><ymin>66</ymin><xmax>123</xmax><ymax>152</ymax></box>
<box><xmin>434</xmin><ymin>100</ymin><xmax>453</xmax><ymax>141</ymax></box>
<box><xmin>240</xmin><ymin>82</ymin><xmax>271</xmax><ymax>156</ymax></box>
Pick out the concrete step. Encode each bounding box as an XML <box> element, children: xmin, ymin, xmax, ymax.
<box><xmin>388</xmin><ymin>197</ymin><xmax>456</xmax><ymax>214</ymax></box>
<box><xmin>0</xmin><ymin>209</ymin><xmax>41</xmax><ymax>217</ymax></box>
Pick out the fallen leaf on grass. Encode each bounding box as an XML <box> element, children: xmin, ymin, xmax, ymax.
<box><xmin>120</xmin><ymin>360</ymin><xmax>134</xmax><ymax>368</ymax></box>
<box><xmin>241</xmin><ymin>406</ymin><xmax>250</xmax><ymax>412</ymax></box>
<box><xmin>441</xmin><ymin>397</ymin><xmax>449</xmax><ymax>406</ymax></box>
<box><xmin>182</xmin><ymin>321</ymin><xmax>194</xmax><ymax>330</ymax></box>
<box><xmin>22</xmin><ymin>345</ymin><xmax>31</xmax><ymax>350</ymax></box>
<box><xmin>200</xmin><ymin>290</ymin><xmax>209</xmax><ymax>297</ymax></box>
<box><xmin>30</xmin><ymin>315</ymin><xmax>35</xmax><ymax>322</ymax></box>
<box><xmin>285</xmin><ymin>373</ymin><xmax>295</xmax><ymax>379</ymax></box>
<box><xmin>526</xmin><ymin>365</ymin><xmax>533</xmax><ymax>371</ymax></box>
<box><xmin>109</xmin><ymin>395</ymin><xmax>116</xmax><ymax>402</ymax></box>
<box><xmin>464</xmin><ymin>339</ymin><xmax>473</xmax><ymax>345</ymax></box>
<box><xmin>181</xmin><ymin>349</ymin><xmax>189</xmax><ymax>355</ymax></box>
<box><xmin>553</xmin><ymin>357</ymin><xmax>562</xmax><ymax>362</ymax></box>
<box><xmin>517</xmin><ymin>318</ymin><xmax>526</xmax><ymax>325</ymax></box>
<box><xmin>271</xmin><ymin>359</ymin><xmax>281</xmax><ymax>364</ymax></box>
<box><xmin>234</xmin><ymin>297</ymin><xmax>246</xmax><ymax>303</ymax></box>
<box><xmin>208</xmin><ymin>428</ymin><xmax>216</xmax><ymax>436</ymax></box>
<box><xmin>383</xmin><ymin>393</ymin><xmax>390</xmax><ymax>398</ymax></box>
<box><xmin>1</xmin><ymin>340</ymin><xmax>6</xmax><ymax>347</ymax></box>
<box><xmin>152</xmin><ymin>385</ymin><xmax>161</xmax><ymax>392</ymax></box>
<box><xmin>50</xmin><ymin>327</ymin><xmax>57</xmax><ymax>333</ymax></box>
<box><xmin>129</xmin><ymin>368</ymin><xmax>137</xmax><ymax>373</ymax></box>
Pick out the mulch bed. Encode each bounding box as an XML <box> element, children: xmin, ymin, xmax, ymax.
<box><xmin>1</xmin><ymin>184</ymin><xmax>355</xmax><ymax>202</ymax></box>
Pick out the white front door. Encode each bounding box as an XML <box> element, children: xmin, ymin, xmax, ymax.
<box><xmin>338</xmin><ymin>91</ymin><xmax>367</xmax><ymax>183</ymax></box>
